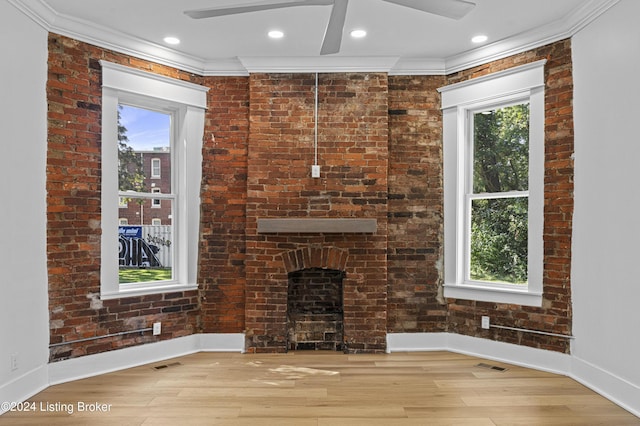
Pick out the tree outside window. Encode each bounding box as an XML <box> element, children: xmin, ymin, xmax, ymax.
<box><xmin>469</xmin><ymin>104</ymin><xmax>529</xmax><ymax>285</ymax></box>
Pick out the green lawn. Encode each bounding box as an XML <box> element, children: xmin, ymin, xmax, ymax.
<box><xmin>119</xmin><ymin>268</ymin><xmax>172</xmax><ymax>283</ymax></box>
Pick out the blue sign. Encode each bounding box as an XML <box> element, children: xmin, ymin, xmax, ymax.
<box><xmin>119</xmin><ymin>226</ymin><xmax>142</xmax><ymax>238</ymax></box>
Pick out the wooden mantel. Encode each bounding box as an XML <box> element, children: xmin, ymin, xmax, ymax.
<box><xmin>257</xmin><ymin>218</ymin><xmax>377</xmax><ymax>234</ymax></box>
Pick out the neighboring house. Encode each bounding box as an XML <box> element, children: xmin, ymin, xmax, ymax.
<box><xmin>118</xmin><ymin>148</ymin><xmax>172</xmax><ymax>226</ymax></box>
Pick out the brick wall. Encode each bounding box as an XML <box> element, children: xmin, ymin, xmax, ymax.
<box><xmin>199</xmin><ymin>76</ymin><xmax>249</xmax><ymax>333</ymax></box>
<box><xmin>46</xmin><ymin>31</ymin><xmax>574</xmax><ymax>359</ymax></box>
<box><xmin>46</xmin><ymin>34</ymin><xmax>200</xmax><ymax>361</ymax></box>
<box><xmin>244</xmin><ymin>73</ymin><xmax>389</xmax><ymax>353</ymax></box>
<box><xmin>387</xmin><ymin>75</ymin><xmax>448</xmax><ymax>333</ymax></box>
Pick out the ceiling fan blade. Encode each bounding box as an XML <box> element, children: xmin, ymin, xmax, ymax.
<box><xmin>185</xmin><ymin>0</ymin><xmax>332</xmax><ymax>19</ymax></box>
<box><xmin>320</xmin><ymin>0</ymin><xmax>348</xmax><ymax>55</ymax></box>
<box><xmin>381</xmin><ymin>0</ymin><xmax>475</xmax><ymax>20</ymax></box>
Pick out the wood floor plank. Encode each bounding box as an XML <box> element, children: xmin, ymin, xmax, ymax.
<box><xmin>318</xmin><ymin>418</ymin><xmax>496</xmax><ymax>426</ymax></box>
<box><xmin>491</xmin><ymin>416</ymin><xmax>640</xmax><ymax>426</ymax></box>
<box><xmin>238</xmin><ymin>404</ymin><xmax>408</xmax><ymax>418</ymax></box>
<box><xmin>142</xmin><ymin>418</ymin><xmax>319</xmax><ymax>426</ymax></box>
<box><xmin>461</xmin><ymin>394</ymin><xmax>618</xmax><ymax>407</ymax></box>
<box><xmin>1</xmin><ymin>351</ymin><xmax>637</xmax><ymax>425</ymax></box>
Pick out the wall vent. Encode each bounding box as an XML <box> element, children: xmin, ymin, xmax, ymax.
<box><xmin>153</xmin><ymin>362</ymin><xmax>182</xmax><ymax>370</ymax></box>
<box><xmin>476</xmin><ymin>362</ymin><xmax>507</xmax><ymax>372</ymax></box>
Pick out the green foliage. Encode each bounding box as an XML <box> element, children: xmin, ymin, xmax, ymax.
<box><xmin>470</xmin><ymin>198</ymin><xmax>528</xmax><ymax>284</ymax></box>
<box><xmin>470</xmin><ymin>104</ymin><xmax>529</xmax><ymax>284</ymax></box>
<box><xmin>119</xmin><ymin>268</ymin><xmax>172</xmax><ymax>284</ymax></box>
<box><xmin>117</xmin><ymin>106</ymin><xmax>145</xmax><ymax>192</ymax></box>
<box><xmin>473</xmin><ymin>104</ymin><xmax>529</xmax><ymax>193</ymax></box>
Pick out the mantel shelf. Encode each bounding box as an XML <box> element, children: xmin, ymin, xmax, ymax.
<box><xmin>257</xmin><ymin>218</ymin><xmax>377</xmax><ymax>234</ymax></box>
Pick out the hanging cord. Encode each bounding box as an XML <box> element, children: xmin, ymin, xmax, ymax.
<box><xmin>314</xmin><ymin>72</ymin><xmax>319</xmax><ymax>166</ymax></box>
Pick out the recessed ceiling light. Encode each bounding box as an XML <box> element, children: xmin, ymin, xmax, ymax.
<box><xmin>350</xmin><ymin>29</ymin><xmax>367</xmax><ymax>38</ymax></box>
<box><xmin>268</xmin><ymin>30</ymin><xmax>284</xmax><ymax>39</ymax></box>
<box><xmin>163</xmin><ymin>36</ymin><xmax>180</xmax><ymax>45</ymax></box>
<box><xmin>471</xmin><ymin>35</ymin><xmax>488</xmax><ymax>44</ymax></box>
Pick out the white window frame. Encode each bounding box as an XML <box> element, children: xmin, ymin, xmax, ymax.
<box><xmin>151</xmin><ymin>158</ymin><xmax>161</xmax><ymax>178</ymax></box>
<box><xmin>438</xmin><ymin>60</ymin><xmax>546</xmax><ymax>307</ymax></box>
<box><xmin>100</xmin><ymin>61</ymin><xmax>208</xmax><ymax>299</ymax></box>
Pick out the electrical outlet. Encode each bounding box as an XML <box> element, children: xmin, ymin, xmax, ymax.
<box><xmin>10</xmin><ymin>353</ymin><xmax>18</xmax><ymax>371</ymax></box>
<box><xmin>153</xmin><ymin>322</ymin><xmax>162</xmax><ymax>336</ymax></box>
<box><xmin>311</xmin><ymin>165</ymin><xmax>321</xmax><ymax>178</ymax></box>
<box><xmin>481</xmin><ymin>316</ymin><xmax>490</xmax><ymax>330</ymax></box>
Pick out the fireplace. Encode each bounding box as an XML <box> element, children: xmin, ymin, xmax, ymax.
<box><xmin>287</xmin><ymin>267</ymin><xmax>345</xmax><ymax>351</ymax></box>
<box><xmin>244</xmin><ymin>243</ymin><xmax>388</xmax><ymax>354</ymax></box>
<box><xmin>245</xmin><ymin>73</ymin><xmax>389</xmax><ymax>354</ymax></box>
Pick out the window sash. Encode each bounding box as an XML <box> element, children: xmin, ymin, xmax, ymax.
<box><xmin>116</xmin><ymin>104</ymin><xmax>176</xmax><ymax>287</ymax></box>
<box><xmin>464</xmin><ymin>193</ymin><xmax>529</xmax><ymax>285</ymax></box>
<box><xmin>118</xmin><ymin>195</ymin><xmax>176</xmax><ymax>286</ymax></box>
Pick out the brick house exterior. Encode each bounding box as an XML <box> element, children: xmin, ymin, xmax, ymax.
<box><xmin>118</xmin><ymin>149</ymin><xmax>172</xmax><ymax>226</ymax></box>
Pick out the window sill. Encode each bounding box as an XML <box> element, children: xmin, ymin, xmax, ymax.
<box><xmin>101</xmin><ymin>283</ymin><xmax>198</xmax><ymax>300</ymax></box>
<box><xmin>443</xmin><ymin>283</ymin><xmax>542</xmax><ymax>307</ymax></box>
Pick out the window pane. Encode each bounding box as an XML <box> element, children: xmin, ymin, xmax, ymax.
<box><xmin>117</xmin><ymin>105</ymin><xmax>171</xmax><ymax>193</ymax></box>
<box><xmin>473</xmin><ymin>104</ymin><xmax>529</xmax><ymax>193</ymax></box>
<box><xmin>470</xmin><ymin>197</ymin><xmax>528</xmax><ymax>284</ymax></box>
<box><xmin>119</xmin><ymin>211</ymin><xmax>173</xmax><ymax>284</ymax></box>
<box><xmin>117</xmin><ymin>104</ymin><xmax>173</xmax><ymax>285</ymax></box>
<box><xmin>151</xmin><ymin>158</ymin><xmax>161</xmax><ymax>178</ymax></box>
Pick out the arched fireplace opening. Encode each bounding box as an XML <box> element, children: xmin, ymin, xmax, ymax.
<box><xmin>287</xmin><ymin>267</ymin><xmax>345</xmax><ymax>351</ymax></box>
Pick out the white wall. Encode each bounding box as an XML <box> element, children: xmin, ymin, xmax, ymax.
<box><xmin>572</xmin><ymin>0</ymin><xmax>640</xmax><ymax>414</ymax></box>
<box><xmin>0</xmin><ymin>0</ymin><xmax>50</xmax><ymax>406</ymax></box>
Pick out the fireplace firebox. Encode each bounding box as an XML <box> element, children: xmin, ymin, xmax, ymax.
<box><xmin>287</xmin><ymin>268</ymin><xmax>345</xmax><ymax>351</ymax></box>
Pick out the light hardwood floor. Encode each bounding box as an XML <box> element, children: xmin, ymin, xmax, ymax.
<box><xmin>1</xmin><ymin>351</ymin><xmax>638</xmax><ymax>425</ymax></box>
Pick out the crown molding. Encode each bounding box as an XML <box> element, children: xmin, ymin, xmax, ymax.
<box><xmin>444</xmin><ymin>0</ymin><xmax>620</xmax><ymax>74</ymax></box>
<box><xmin>8</xmin><ymin>0</ymin><xmax>212</xmax><ymax>75</ymax></box>
<box><xmin>389</xmin><ymin>58</ymin><xmax>447</xmax><ymax>76</ymax></box>
<box><xmin>201</xmin><ymin>59</ymin><xmax>250</xmax><ymax>77</ymax></box>
<box><xmin>9</xmin><ymin>0</ymin><xmax>620</xmax><ymax>76</ymax></box>
<box><xmin>237</xmin><ymin>56</ymin><xmax>399</xmax><ymax>74</ymax></box>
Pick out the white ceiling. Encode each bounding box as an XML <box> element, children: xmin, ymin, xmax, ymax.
<box><xmin>11</xmin><ymin>0</ymin><xmax>618</xmax><ymax>75</ymax></box>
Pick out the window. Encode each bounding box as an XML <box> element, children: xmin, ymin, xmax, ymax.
<box><xmin>119</xmin><ymin>218</ymin><xmax>129</xmax><ymax>225</ymax></box>
<box><xmin>438</xmin><ymin>60</ymin><xmax>545</xmax><ymax>307</ymax></box>
<box><xmin>151</xmin><ymin>218</ymin><xmax>162</xmax><ymax>226</ymax></box>
<box><xmin>152</xmin><ymin>187</ymin><xmax>162</xmax><ymax>208</ymax></box>
<box><xmin>151</xmin><ymin>158</ymin><xmax>161</xmax><ymax>178</ymax></box>
<box><xmin>469</xmin><ymin>103</ymin><xmax>529</xmax><ymax>285</ymax></box>
<box><xmin>100</xmin><ymin>61</ymin><xmax>208</xmax><ymax>299</ymax></box>
<box><xmin>118</xmin><ymin>105</ymin><xmax>172</xmax><ymax>284</ymax></box>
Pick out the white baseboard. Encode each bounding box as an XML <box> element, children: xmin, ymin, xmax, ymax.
<box><xmin>0</xmin><ymin>365</ymin><xmax>49</xmax><ymax>415</ymax></box>
<box><xmin>198</xmin><ymin>333</ymin><xmax>245</xmax><ymax>352</ymax></box>
<box><xmin>48</xmin><ymin>333</ymin><xmax>244</xmax><ymax>386</ymax></box>
<box><xmin>388</xmin><ymin>332</ymin><xmax>572</xmax><ymax>374</ymax></box>
<box><xmin>570</xmin><ymin>355</ymin><xmax>640</xmax><ymax>418</ymax></box>
<box><xmin>386</xmin><ymin>331</ymin><xmax>449</xmax><ymax>352</ymax></box>
<box><xmin>387</xmin><ymin>332</ymin><xmax>639</xmax><ymax>417</ymax></box>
